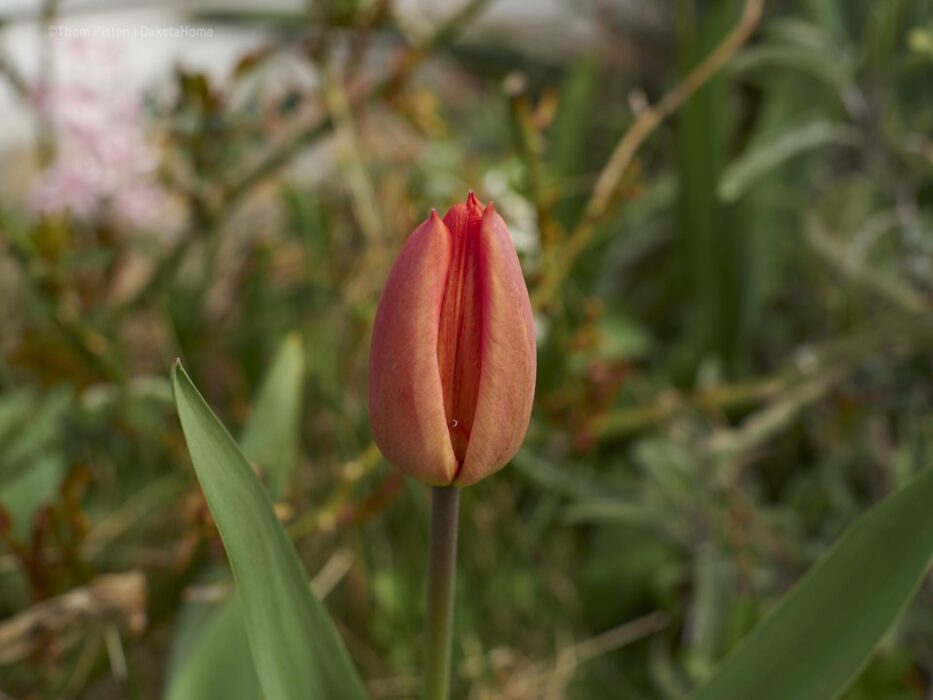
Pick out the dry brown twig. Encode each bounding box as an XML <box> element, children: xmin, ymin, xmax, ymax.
<box><xmin>534</xmin><ymin>0</ymin><xmax>766</xmax><ymax>309</ymax></box>
<box><xmin>702</xmin><ymin>369</ymin><xmax>846</xmax><ymax>468</ymax></box>
<box><xmin>119</xmin><ymin>0</ymin><xmax>492</xmax><ymax>313</ymax></box>
<box><xmin>596</xmin><ymin>317</ymin><xmax>933</xmax><ymax>449</ymax></box>
<box><xmin>0</xmin><ymin>571</ymin><xmax>146</xmax><ymax>666</ymax></box>
<box><xmin>459</xmin><ymin>611</ymin><xmax>669</xmax><ymax>699</ymax></box>
<box><xmin>221</xmin><ymin>0</ymin><xmax>491</xmax><ymax>207</ymax></box>
<box><xmin>805</xmin><ymin>214</ymin><xmax>929</xmax><ymax>314</ymax></box>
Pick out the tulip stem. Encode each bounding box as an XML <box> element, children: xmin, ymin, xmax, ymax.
<box><xmin>423</xmin><ymin>485</ymin><xmax>460</xmax><ymax>700</ymax></box>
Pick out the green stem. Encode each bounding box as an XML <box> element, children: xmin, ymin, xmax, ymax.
<box><xmin>423</xmin><ymin>485</ymin><xmax>460</xmax><ymax>700</ymax></box>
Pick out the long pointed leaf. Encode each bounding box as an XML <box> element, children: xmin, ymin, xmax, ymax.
<box><xmin>164</xmin><ymin>599</ymin><xmax>259</xmax><ymax>700</ymax></box>
<box><xmin>690</xmin><ymin>465</ymin><xmax>933</xmax><ymax>700</ymax></box>
<box><xmin>171</xmin><ymin>361</ymin><xmax>368</xmax><ymax>700</ymax></box>
<box><xmin>240</xmin><ymin>333</ymin><xmax>305</xmax><ymax>498</ymax></box>
<box><xmin>165</xmin><ymin>334</ymin><xmax>307</xmax><ymax>699</ymax></box>
<box><xmin>718</xmin><ymin>120</ymin><xmax>860</xmax><ymax>202</ymax></box>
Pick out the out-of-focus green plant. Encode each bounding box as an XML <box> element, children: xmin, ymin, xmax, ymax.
<box><xmin>164</xmin><ymin>334</ymin><xmax>304</xmax><ymax>700</ymax></box>
<box><xmin>173</xmin><ymin>360</ymin><xmax>367</xmax><ymax>700</ymax></box>
<box><xmin>1</xmin><ymin>0</ymin><xmax>932</xmax><ymax>697</ymax></box>
<box><xmin>691</xmin><ymin>463</ymin><xmax>933</xmax><ymax>700</ymax></box>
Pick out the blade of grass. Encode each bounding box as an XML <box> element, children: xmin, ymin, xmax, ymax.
<box><xmin>163</xmin><ymin>599</ymin><xmax>259</xmax><ymax>700</ymax></box>
<box><xmin>674</xmin><ymin>0</ymin><xmax>743</xmax><ymax>375</ymax></box>
<box><xmin>690</xmin><ymin>464</ymin><xmax>933</xmax><ymax>700</ymax></box>
<box><xmin>171</xmin><ymin>361</ymin><xmax>368</xmax><ymax>700</ymax></box>
<box><xmin>165</xmin><ymin>335</ymin><xmax>306</xmax><ymax>698</ymax></box>
<box><xmin>239</xmin><ymin>333</ymin><xmax>306</xmax><ymax>499</ymax></box>
<box><xmin>718</xmin><ymin>120</ymin><xmax>860</xmax><ymax>202</ymax></box>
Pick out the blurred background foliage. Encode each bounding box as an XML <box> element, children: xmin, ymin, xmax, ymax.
<box><xmin>0</xmin><ymin>0</ymin><xmax>932</xmax><ymax>697</ymax></box>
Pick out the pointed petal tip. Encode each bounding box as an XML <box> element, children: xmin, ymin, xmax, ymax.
<box><xmin>481</xmin><ymin>200</ymin><xmax>507</xmax><ymax>228</ymax></box>
<box><xmin>426</xmin><ymin>209</ymin><xmax>452</xmax><ymax>237</ymax></box>
<box><xmin>466</xmin><ymin>191</ymin><xmax>484</xmax><ymax>211</ymax></box>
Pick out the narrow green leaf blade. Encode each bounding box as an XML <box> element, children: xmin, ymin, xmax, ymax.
<box><xmin>165</xmin><ymin>335</ymin><xmax>305</xmax><ymax>697</ymax></box>
<box><xmin>718</xmin><ymin>120</ymin><xmax>860</xmax><ymax>202</ymax></box>
<box><xmin>171</xmin><ymin>361</ymin><xmax>368</xmax><ymax>700</ymax></box>
<box><xmin>163</xmin><ymin>599</ymin><xmax>259</xmax><ymax>700</ymax></box>
<box><xmin>240</xmin><ymin>333</ymin><xmax>305</xmax><ymax>498</ymax></box>
<box><xmin>690</xmin><ymin>466</ymin><xmax>933</xmax><ymax>700</ymax></box>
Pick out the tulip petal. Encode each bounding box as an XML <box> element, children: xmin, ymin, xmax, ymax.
<box><xmin>438</xmin><ymin>193</ymin><xmax>485</xmax><ymax>464</ymax></box>
<box><xmin>368</xmin><ymin>212</ymin><xmax>459</xmax><ymax>485</ymax></box>
<box><xmin>456</xmin><ymin>204</ymin><xmax>536</xmax><ymax>486</ymax></box>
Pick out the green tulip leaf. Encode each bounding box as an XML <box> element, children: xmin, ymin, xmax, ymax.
<box><xmin>690</xmin><ymin>465</ymin><xmax>933</xmax><ymax>700</ymax></box>
<box><xmin>164</xmin><ymin>335</ymin><xmax>307</xmax><ymax>699</ymax></box>
<box><xmin>163</xmin><ymin>598</ymin><xmax>259</xmax><ymax>700</ymax></box>
<box><xmin>171</xmin><ymin>361</ymin><xmax>368</xmax><ymax>700</ymax></box>
<box><xmin>717</xmin><ymin>120</ymin><xmax>860</xmax><ymax>202</ymax></box>
<box><xmin>240</xmin><ymin>333</ymin><xmax>305</xmax><ymax>498</ymax></box>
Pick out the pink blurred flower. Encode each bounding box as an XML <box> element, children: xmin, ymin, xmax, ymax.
<box><xmin>29</xmin><ymin>36</ymin><xmax>167</xmax><ymax>230</ymax></box>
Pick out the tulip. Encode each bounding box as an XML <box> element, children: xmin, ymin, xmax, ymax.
<box><xmin>369</xmin><ymin>192</ymin><xmax>536</xmax><ymax>487</ymax></box>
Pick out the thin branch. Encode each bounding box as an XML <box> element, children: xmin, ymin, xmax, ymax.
<box><xmin>322</xmin><ymin>61</ymin><xmax>384</xmax><ymax>244</ymax></box>
<box><xmin>221</xmin><ymin>0</ymin><xmax>490</xmax><ymax>207</ymax></box>
<box><xmin>596</xmin><ymin>317</ymin><xmax>933</xmax><ymax>442</ymax></box>
<box><xmin>702</xmin><ymin>369</ymin><xmax>845</xmax><ymax>465</ymax></box>
<box><xmin>806</xmin><ymin>214</ymin><xmax>929</xmax><ymax>314</ymax></box>
<box><xmin>534</xmin><ymin>0</ymin><xmax>765</xmax><ymax>309</ymax></box>
<box><xmin>474</xmin><ymin>611</ymin><xmax>670</xmax><ymax>698</ymax></box>
<box><xmin>0</xmin><ymin>50</ymin><xmax>29</xmax><ymax>99</ymax></box>
<box><xmin>595</xmin><ymin>376</ymin><xmax>787</xmax><ymax>440</ymax></box>
<box><xmin>567</xmin><ymin>611</ymin><xmax>670</xmax><ymax>665</ymax></box>
<box><xmin>121</xmin><ymin>0</ymin><xmax>491</xmax><ymax>311</ymax></box>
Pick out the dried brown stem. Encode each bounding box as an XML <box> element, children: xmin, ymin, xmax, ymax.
<box><xmin>534</xmin><ymin>0</ymin><xmax>765</xmax><ymax>309</ymax></box>
<box><xmin>596</xmin><ymin>317</ymin><xmax>933</xmax><ymax>443</ymax></box>
<box><xmin>0</xmin><ymin>572</ymin><xmax>146</xmax><ymax>666</ymax></box>
<box><xmin>221</xmin><ymin>0</ymin><xmax>490</xmax><ymax>207</ymax></box>
<box><xmin>120</xmin><ymin>0</ymin><xmax>491</xmax><ymax>312</ymax></box>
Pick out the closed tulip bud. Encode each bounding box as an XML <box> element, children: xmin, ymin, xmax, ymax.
<box><xmin>369</xmin><ymin>193</ymin><xmax>536</xmax><ymax>487</ymax></box>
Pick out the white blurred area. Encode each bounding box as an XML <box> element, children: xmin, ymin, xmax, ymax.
<box><xmin>0</xmin><ymin>0</ymin><xmax>660</xmax><ymax>141</ymax></box>
<box><xmin>0</xmin><ymin>3</ymin><xmax>277</xmax><ymax>151</ymax></box>
<box><xmin>0</xmin><ymin>0</ymin><xmax>649</xmax><ymax>100</ymax></box>
<box><xmin>0</xmin><ymin>0</ymin><xmax>658</xmax><ymax>224</ymax></box>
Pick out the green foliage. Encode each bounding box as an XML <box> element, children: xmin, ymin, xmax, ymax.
<box><xmin>164</xmin><ymin>334</ymin><xmax>307</xmax><ymax>699</ymax></box>
<box><xmin>172</xmin><ymin>362</ymin><xmax>368</xmax><ymax>700</ymax></box>
<box><xmin>1</xmin><ymin>0</ymin><xmax>932</xmax><ymax>697</ymax></box>
<box><xmin>718</xmin><ymin>120</ymin><xmax>861</xmax><ymax>202</ymax></box>
<box><xmin>0</xmin><ymin>387</ymin><xmax>70</xmax><ymax>490</ymax></box>
<box><xmin>164</xmin><ymin>599</ymin><xmax>259</xmax><ymax>700</ymax></box>
<box><xmin>239</xmin><ymin>333</ymin><xmax>305</xmax><ymax>498</ymax></box>
<box><xmin>675</xmin><ymin>0</ymin><xmax>747</xmax><ymax>376</ymax></box>
<box><xmin>692</xmin><ymin>465</ymin><xmax>933</xmax><ymax>700</ymax></box>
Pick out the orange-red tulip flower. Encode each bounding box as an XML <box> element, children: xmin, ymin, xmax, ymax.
<box><xmin>369</xmin><ymin>193</ymin><xmax>536</xmax><ymax>487</ymax></box>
